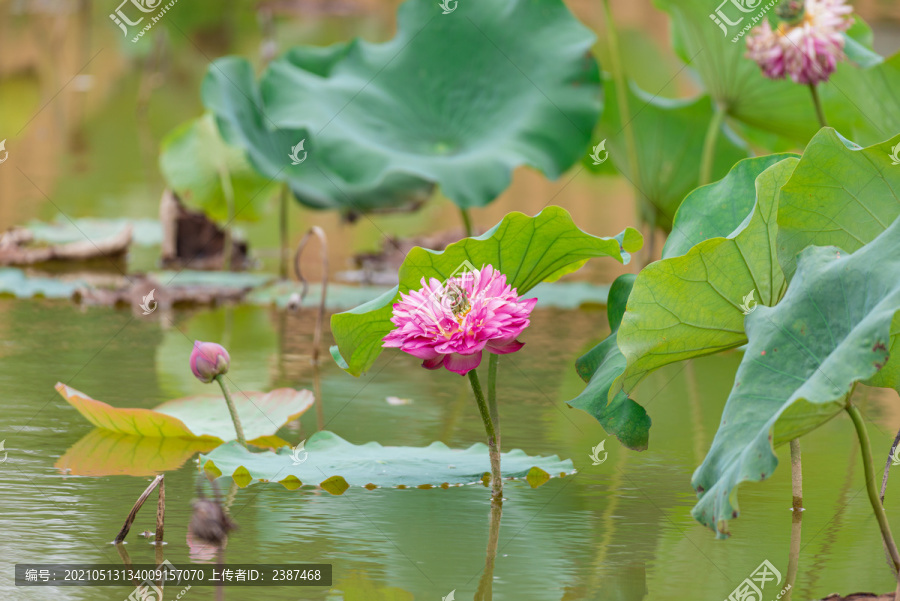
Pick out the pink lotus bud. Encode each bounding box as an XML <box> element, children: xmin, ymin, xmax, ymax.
<box><xmin>190</xmin><ymin>341</ymin><xmax>230</xmax><ymax>383</ymax></box>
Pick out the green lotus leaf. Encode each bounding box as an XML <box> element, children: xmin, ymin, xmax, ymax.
<box><xmin>613</xmin><ymin>156</ymin><xmax>797</xmax><ymax>397</ymax></box>
<box><xmin>692</xmin><ymin>215</ymin><xmax>900</xmax><ymax>537</ymax></box>
<box><xmin>199</xmin><ymin>431</ymin><xmax>575</xmax><ymax>491</ymax></box>
<box><xmin>202</xmin><ymin>57</ymin><xmax>434</xmax><ymax>214</ymax></box>
<box><xmin>330</xmin><ymin>206</ymin><xmax>642</xmax><ymax>376</ymax></box>
<box><xmin>159</xmin><ymin>114</ymin><xmax>278</xmax><ymax>222</ymax></box>
<box><xmin>566</xmin><ymin>274</ymin><xmax>651</xmax><ymax>451</ymax></box>
<box><xmin>825</xmin><ymin>51</ymin><xmax>900</xmax><ymax>145</ymax></box>
<box><xmin>777</xmin><ymin>128</ymin><xmax>900</xmax><ymax>281</ymax></box>
<box><xmin>205</xmin><ymin>0</ymin><xmax>601</xmax><ymax>212</ymax></box>
<box><xmin>652</xmin><ymin>0</ymin><xmax>824</xmax><ymax>143</ymax></box>
<box><xmin>597</xmin><ymin>76</ymin><xmax>748</xmax><ymax>230</ymax></box>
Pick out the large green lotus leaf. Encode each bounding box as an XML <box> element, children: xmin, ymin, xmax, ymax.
<box><xmin>159</xmin><ymin>114</ymin><xmax>278</xmax><ymax>222</ymax></box>
<box><xmin>330</xmin><ymin>206</ymin><xmax>643</xmax><ymax>376</ymax></box>
<box><xmin>777</xmin><ymin>128</ymin><xmax>900</xmax><ymax>281</ymax></box>
<box><xmin>653</xmin><ymin>0</ymin><xmax>827</xmax><ymax>144</ymax></box>
<box><xmin>567</xmin><ymin>274</ymin><xmax>651</xmax><ymax>451</ymax></box>
<box><xmin>199</xmin><ymin>431</ymin><xmax>575</xmax><ymax>491</ymax></box>
<box><xmin>692</xmin><ymin>216</ymin><xmax>900</xmax><ymax>537</ymax></box>
<box><xmin>597</xmin><ymin>76</ymin><xmax>749</xmax><ymax>230</ymax></box>
<box><xmin>612</xmin><ymin>157</ymin><xmax>796</xmax><ymax>398</ymax></box>
<box><xmin>255</xmin><ymin>0</ymin><xmax>601</xmax><ymax>211</ymax></box>
<box><xmin>55</xmin><ymin>383</ymin><xmax>312</xmax><ymax>444</ymax></box>
<box><xmin>825</xmin><ymin>52</ymin><xmax>900</xmax><ymax>145</ymax></box>
<box><xmin>664</xmin><ymin>153</ymin><xmax>798</xmax><ymax>258</ymax></box>
<box><xmin>203</xmin><ymin>57</ymin><xmax>435</xmax><ymax>213</ymax></box>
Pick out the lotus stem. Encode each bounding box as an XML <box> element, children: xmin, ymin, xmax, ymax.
<box><xmin>699</xmin><ymin>103</ymin><xmax>725</xmax><ymax>186</ymax></box>
<box><xmin>280</xmin><ymin>183</ymin><xmax>290</xmax><ymax>280</ymax></box>
<box><xmin>474</xmin><ymin>499</ymin><xmax>503</xmax><ymax>600</ymax></box>
<box><xmin>214</xmin><ymin>374</ymin><xmax>246</xmax><ymax>447</ymax></box>
<box><xmin>847</xmin><ymin>403</ymin><xmax>900</xmax><ymax>573</ymax></box>
<box><xmin>880</xmin><ymin>426</ymin><xmax>900</xmax><ymax>504</ymax></box>
<box><xmin>114</xmin><ymin>475</ymin><xmax>164</xmax><ymax>544</ymax></box>
<box><xmin>218</xmin><ymin>166</ymin><xmax>235</xmax><ymax>271</ymax></box>
<box><xmin>785</xmin><ymin>481</ymin><xmax>802</xmax><ymax>601</ymax></box>
<box><xmin>487</xmin><ymin>354</ymin><xmax>501</xmax><ymax>485</ymax></box>
<box><xmin>808</xmin><ymin>83</ymin><xmax>828</xmax><ymax>128</ymax></box>
<box><xmin>294</xmin><ymin>226</ymin><xmax>329</xmax><ymax>364</ymax></box>
<box><xmin>468</xmin><ymin>368</ymin><xmax>502</xmax><ymax>502</ymax></box>
<box><xmin>460</xmin><ymin>207</ymin><xmax>474</xmax><ymax>238</ymax></box>
<box><xmin>790</xmin><ymin>438</ymin><xmax>803</xmax><ymax>511</ymax></box>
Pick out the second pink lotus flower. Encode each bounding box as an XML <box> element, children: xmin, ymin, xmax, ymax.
<box><xmin>383</xmin><ymin>265</ymin><xmax>537</xmax><ymax>375</ymax></box>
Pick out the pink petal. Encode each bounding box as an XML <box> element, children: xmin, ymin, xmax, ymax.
<box><xmin>444</xmin><ymin>351</ymin><xmax>483</xmax><ymax>375</ymax></box>
<box><xmin>487</xmin><ymin>339</ymin><xmax>525</xmax><ymax>355</ymax></box>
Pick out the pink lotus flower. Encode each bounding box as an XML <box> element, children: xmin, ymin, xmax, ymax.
<box><xmin>190</xmin><ymin>341</ymin><xmax>230</xmax><ymax>383</ymax></box>
<box><xmin>382</xmin><ymin>265</ymin><xmax>536</xmax><ymax>375</ymax></box>
<box><xmin>746</xmin><ymin>0</ymin><xmax>852</xmax><ymax>85</ymax></box>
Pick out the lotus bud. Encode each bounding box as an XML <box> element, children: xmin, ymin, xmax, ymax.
<box><xmin>190</xmin><ymin>341</ymin><xmax>230</xmax><ymax>383</ymax></box>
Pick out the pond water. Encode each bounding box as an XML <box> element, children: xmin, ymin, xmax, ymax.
<box><xmin>2</xmin><ymin>1</ymin><xmax>900</xmax><ymax>600</ymax></box>
<box><xmin>2</xmin><ymin>299</ymin><xmax>899</xmax><ymax>600</ymax></box>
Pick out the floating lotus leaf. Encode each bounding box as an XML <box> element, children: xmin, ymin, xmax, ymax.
<box><xmin>198</xmin><ymin>431</ymin><xmax>575</xmax><ymax>492</ymax></box>
<box><xmin>55</xmin><ymin>383</ymin><xmax>313</xmax><ymax>443</ymax></box>
<box><xmin>330</xmin><ymin>206</ymin><xmax>642</xmax><ymax>376</ymax></box>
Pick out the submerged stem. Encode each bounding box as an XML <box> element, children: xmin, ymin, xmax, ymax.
<box><xmin>808</xmin><ymin>83</ymin><xmax>828</xmax><ymax>128</ymax></box>
<box><xmin>215</xmin><ymin>375</ymin><xmax>247</xmax><ymax>447</ymax></box>
<box><xmin>847</xmin><ymin>403</ymin><xmax>900</xmax><ymax>572</ymax></box>
<box><xmin>468</xmin><ymin>368</ymin><xmax>502</xmax><ymax>502</ymax></box>
<box><xmin>699</xmin><ymin>103</ymin><xmax>725</xmax><ymax>186</ymax></box>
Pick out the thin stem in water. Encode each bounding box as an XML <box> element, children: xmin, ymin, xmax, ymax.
<box><xmin>880</xmin><ymin>426</ymin><xmax>900</xmax><ymax>504</ymax></box>
<box><xmin>280</xmin><ymin>183</ymin><xmax>290</xmax><ymax>280</ymax></box>
<box><xmin>808</xmin><ymin>83</ymin><xmax>828</xmax><ymax>128</ymax></box>
<box><xmin>215</xmin><ymin>374</ymin><xmax>247</xmax><ymax>447</ymax></box>
<box><xmin>847</xmin><ymin>403</ymin><xmax>900</xmax><ymax>572</ymax></box>
<box><xmin>468</xmin><ymin>367</ymin><xmax>502</xmax><ymax>502</ymax></box>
